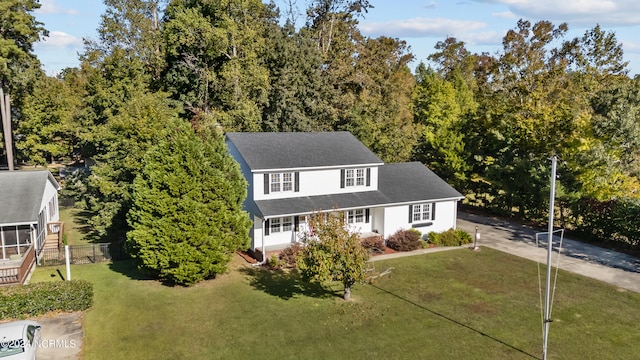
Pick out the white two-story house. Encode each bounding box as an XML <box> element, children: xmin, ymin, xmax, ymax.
<box><xmin>226</xmin><ymin>132</ymin><xmax>464</xmax><ymax>253</ymax></box>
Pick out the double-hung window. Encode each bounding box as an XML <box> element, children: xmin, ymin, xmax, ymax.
<box><xmin>347</xmin><ymin>209</ymin><xmax>365</xmax><ymax>224</ymax></box>
<box><xmin>341</xmin><ymin>168</ymin><xmax>369</xmax><ymax>188</ymax></box>
<box><xmin>265</xmin><ymin>172</ymin><xmax>298</xmax><ymax>194</ymax></box>
<box><xmin>411</xmin><ymin>203</ymin><xmax>432</xmax><ymax>222</ymax></box>
<box><xmin>267</xmin><ymin>216</ymin><xmax>293</xmax><ymax>234</ymax></box>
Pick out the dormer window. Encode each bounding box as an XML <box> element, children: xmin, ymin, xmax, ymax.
<box><xmin>341</xmin><ymin>168</ymin><xmax>371</xmax><ymax>188</ymax></box>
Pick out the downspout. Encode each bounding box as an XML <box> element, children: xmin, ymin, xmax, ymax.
<box><xmin>252</xmin><ymin>218</ymin><xmax>268</xmax><ymax>267</ymax></box>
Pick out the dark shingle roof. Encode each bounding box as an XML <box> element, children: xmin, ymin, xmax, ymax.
<box><xmin>254</xmin><ymin>162</ymin><xmax>463</xmax><ymax>217</ymax></box>
<box><xmin>0</xmin><ymin>171</ymin><xmax>59</xmax><ymax>225</ymax></box>
<box><xmin>226</xmin><ymin>132</ymin><xmax>384</xmax><ymax>170</ymax></box>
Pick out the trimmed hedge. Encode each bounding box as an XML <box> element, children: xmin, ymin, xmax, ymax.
<box><xmin>428</xmin><ymin>229</ymin><xmax>472</xmax><ymax>247</ymax></box>
<box><xmin>0</xmin><ymin>280</ymin><xmax>93</xmax><ymax>319</ymax></box>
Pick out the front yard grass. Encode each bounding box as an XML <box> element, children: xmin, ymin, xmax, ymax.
<box><xmin>30</xmin><ymin>248</ymin><xmax>640</xmax><ymax>360</ymax></box>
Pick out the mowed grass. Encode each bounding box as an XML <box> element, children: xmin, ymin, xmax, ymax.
<box><xmin>58</xmin><ymin>206</ymin><xmax>96</xmax><ymax>245</ymax></box>
<box><xmin>31</xmin><ymin>248</ymin><xmax>640</xmax><ymax>360</ymax></box>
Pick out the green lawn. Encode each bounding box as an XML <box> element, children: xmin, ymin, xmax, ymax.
<box><xmin>58</xmin><ymin>205</ymin><xmax>97</xmax><ymax>245</ymax></box>
<box><xmin>30</xmin><ymin>248</ymin><xmax>640</xmax><ymax>360</ymax></box>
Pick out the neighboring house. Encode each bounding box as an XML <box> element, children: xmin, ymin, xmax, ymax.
<box><xmin>0</xmin><ymin>170</ymin><xmax>62</xmax><ymax>285</ymax></box>
<box><xmin>226</xmin><ymin>132</ymin><xmax>464</xmax><ymax>254</ymax></box>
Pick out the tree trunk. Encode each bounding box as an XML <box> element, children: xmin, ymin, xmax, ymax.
<box><xmin>0</xmin><ymin>85</ymin><xmax>14</xmax><ymax>171</ymax></box>
<box><xmin>343</xmin><ymin>285</ymin><xmax>351</xmax><ymax>301</ymax></box>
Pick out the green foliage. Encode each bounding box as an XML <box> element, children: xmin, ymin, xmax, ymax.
<box><xmin>427</xmin><ymin>228</ymin><xmax>472</xmax><ymax>247</ymax></box>
<box><xmin>385</xmin><ymin>229</ymin><xmax>421</xmax><ymax>251</ymax></box>
<box><xmin>574</xmin><ymin>198</ymin><xmax>640</xmax><ymax>247</ymax></box>
<box><xmin>0</xmin><ymin>280</ymin><xmax>93</xmax><ymax>319</ymax></box>
<box><xmin>16</xmin><ymin>74</ymin><xmax>82</xmax><ymax>165</ymax></box>
<box><xmin>298</xmin><ymin>211</ymin><xmax>370</xmax><ymax>300</ymax></box>
<box><xmin>162</xmin><ymin>0</ymin><xmax>271</xmax><ymax>130</ymax></box>
<box><xmin>413</xmin><ymin>63</ymin><xmax>469</xmax><ymax>188</ymax></box>
<box><xmin>126</xmin><ymin>124</ymin><xmax>251</xmax><ymax>286</ymax></box>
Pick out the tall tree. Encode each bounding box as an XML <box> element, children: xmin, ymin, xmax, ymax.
<box><xmin>338</xmin><ymin>36</ymin><xmax>417</xmax><ymax>162</ymax></box>
<box><xmin>16</xmin><ymin>73</ymin><xmax>83</xmax><ymax>165</ymax></box>
<box><xmin>475</xmin><ymin>20</ymin><xmax>577</xmax><ymax>217</ymax></box>
<box><xmin>87</xmin><ymin>0</ymin><xmax>165</xmax><ymax>84</ymax></box>
<box><xmin>0</xmin><ymin>0</ymin><xmax>48</xmax><ymax>169</ymax></box>
<box><xmin>298</xmin><ymin>210</ymin><xmax>369</xmax><ymax>301</ymax></box>
<box><xmin>412</xmin><ymin>63</ymin><xmax>468</xmax><ymax>188</ymax></box>
<box><xmin>262</xmin><ymin>23</ymin><xmax>336</xmax><ymax>132</ymax></box>
<box><xmin>127</xmin><ymin>123</ymin><xmax>251</xmax><ymax>286</ymax></box>
<box><xmin>162</xmin><ymin>0</ymin><xmax>271</xmax><ymax>130</ymax></box>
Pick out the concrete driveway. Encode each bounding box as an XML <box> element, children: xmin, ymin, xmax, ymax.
<box><xmin>35</xmin><ymin>312</ymin><xmax>83</xmax><ymax>360</ymax></box>
<box><xmin>457</xmin><ymin>212</ymin><xmax>640</xmax><ymax>293</ymax></box>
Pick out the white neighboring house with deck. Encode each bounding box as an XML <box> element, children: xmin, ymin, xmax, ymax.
<box><xmin>0</xmin><ymin>171</ymin><xmax>62</xmax><ymax>285</ymax></box>
<box><xmin>225</xmin><ymin>132</ymin><xmax>465</xmax><ymax>255</ymax></box>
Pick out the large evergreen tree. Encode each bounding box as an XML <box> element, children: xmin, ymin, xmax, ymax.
<box><xmin>127</xmin><ymin>123</ymin><xmax>251</xmax><ymax>285</ymax></box>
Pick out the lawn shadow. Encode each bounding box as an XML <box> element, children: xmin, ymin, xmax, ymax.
<box><xmin>370</xmin><ymin>283</ymin><xmax>540</xmax><ymax>360</ymax></box>
<box><xmin>240</xmin><ymin>266</ymin><xmax>339</xmax><ymax>300</ymax></box>
<box><xmin>108</xmin><ymin>259</ymin><xmax>156</xmax><ymax>281</ymax></box>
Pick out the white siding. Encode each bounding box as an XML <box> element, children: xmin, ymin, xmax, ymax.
<box><xmin>382</xmin><ymin>200</ymin><xmax>459</xmax><ymax>239</ymax></box>
<box><xmin>253</xmin><ymin>167</ymin><xmax>379</xmax><ymax>201</ymax></box>
<box><xmin>40</xmin><ymin>179</ymin><xmax>60</xmax><ymax>222</ymax></box>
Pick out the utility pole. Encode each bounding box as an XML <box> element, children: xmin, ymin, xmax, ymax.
<box><xmin>542</xmin><ymin>156</ymin><xmax>558</xmax><ymax>360</ymax></box>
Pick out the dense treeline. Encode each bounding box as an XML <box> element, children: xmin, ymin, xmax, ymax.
<box><xmin>2</xmin><ymin>0</ymin><xmax>639</xmax><ymax>250</ymax></box>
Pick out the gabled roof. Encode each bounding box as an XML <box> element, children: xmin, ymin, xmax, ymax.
<box><xmin>0</xmin><ymin>171</ymin><xmax>60</xmax><ymax>225</ymax></box>
<box><xmin>254</xmin><ymin>162</ymin><xmax>463</xmax><ymax>217</ymax></box>
<box><xmin>226</xmin><ymin>132</ymin><xmax>384</xmax><ymax>171</ymax></box>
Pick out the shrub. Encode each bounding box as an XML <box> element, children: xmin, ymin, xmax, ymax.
<box><xmin>428</xmin><ymin>228</ymin><xmax>472</xmax><ymax>247</ymax></box>
<box><xmin>278</xmin><ymin>243</ymin><xmax>304</xmax><ymax>268</ymax></box>
<box><xmin>360</xmin><ymin>235</ymin><xmax>385</xmax><ymax>254</ymax></box>
<box><xmin>0</xmin><ymin>280</ymin><xmax>93</xmax><ymax>319</ymax></box>
<box><xmin>386</xmin><ymin>229</ymin><xmax>421</xmax><ymax>251</ymax></box>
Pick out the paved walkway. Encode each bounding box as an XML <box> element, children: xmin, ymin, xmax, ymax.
<box><xmin>373</xmin><ymin>212</ymin><xmax>640</xmax><ymax>293</ymax></box>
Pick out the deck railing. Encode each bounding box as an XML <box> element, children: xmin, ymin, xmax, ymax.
<box><xmin>0</xmin><ymin>244</ymin><xmax>36</xmax><ymax>285</ymax></box>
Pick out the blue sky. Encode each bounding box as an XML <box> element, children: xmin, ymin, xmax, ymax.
<box><xmin>34</xmin><ymin>0</ymin><xmax>640</xmax><ymax>76</ymax></box>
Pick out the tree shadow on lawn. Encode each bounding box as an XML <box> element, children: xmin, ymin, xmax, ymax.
<box><xmin>240</xmin><ymin>266</ymin><xmax>340</xmax><ymax>300</ymax></box>
<box><xmin>108</xmin><ymin>259</ymin><xmax>157</xmax><ymax>281</ymax></box>
<box><xmin>370</xmin><ymin>284</ymin><xmax>539</xmax><ymax>360</ymax></box>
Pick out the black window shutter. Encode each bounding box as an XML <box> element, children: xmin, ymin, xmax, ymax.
<box><xmin>264</xmin><ymin>174</ymin><xmax>270</xmax><ymax>194</ymax></box>
<box><xmin>431</xmin><ymin>203</ymin><xmax>436</xmax><ymax>220</ymax></box>
<box><xmin>408</xmin><ymin>205</ymin><xmax>413</xmax><ymax>223</ymax></box>
<box><xmin>265</xmin><ymin>219</ymin><xmax>270</xmax><ymax>235</ymax></box>
<box><xmin>294</xmin><ymin>216</ymin><xmax>300</xmax><ymax>231</ymax></box>
<box><xmin>340</xmin><ymin>169</ymin><xmax>345</xmax><ymax>188</ymax></box>
<box><xmin>365</xmin><ymin>209</ymin><xmax>370</xmax><ymax>223</ymax></box>
<box><xmin>366</xmin><ymin>168</ymin><xmax>371</xmax><ymax>186</ymax></box>
<box><xmin>294</xmin><ymin>172</ymin><xmax>300</xmax><ymax>192</ymax></box>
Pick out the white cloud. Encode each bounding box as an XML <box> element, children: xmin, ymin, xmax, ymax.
<box><xmin>35</xmin><ymin>0</ymin><xmax>79</xmax><ymax>15</ymax></box>
<box><xmin>472</xmin><ymin>0</ymin><xmax>640</xmax><ymax>26</ymax></box>
<box><xmin>38</xmin><ymin>31</ymin><xmax>83</xmax><ymax>48</ymax></box>
<box><xmin>621</xmin><ymin>39</ymin><xmax>640</xmax><ymax>53</ymax></box>
<box><xmin>360</xmin><ymin>17</ymin><xmax>488</xmax><ymax>38</ymax></box>
<box><xmin>492</xmin><ymin>11</ymin><xmax>517</xmax><ymax>19</ymax></box>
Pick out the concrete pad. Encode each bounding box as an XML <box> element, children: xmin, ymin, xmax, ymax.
<box><xmin>35</xmin><ymin>312</ymin><xmax>83</xmax><ymax>360</ymax></box>
<box><xmin>457</xmin><ymin>212</ymin><xmax>640</xmax><ymax>293</ymax></box>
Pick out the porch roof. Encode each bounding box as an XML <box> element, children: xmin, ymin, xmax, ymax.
<box><xmin>254</xmin><ymin>162</ymin><xmax>463</xmax><ymax>218</ymax></box>
<box><xmin>0</xmin><ymin>171</ymin><xmax>60</xmax><ymax>225</ymax></box>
